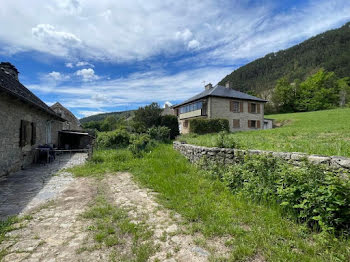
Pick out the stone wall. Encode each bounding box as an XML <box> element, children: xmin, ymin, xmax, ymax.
<box><xmin>173</xmin><ymin>141</ymin><xmax>350</xmax><ymax>171</ymax></box>
<box><xmin>0</xmin><ymin>93</ymin><xmax>62</xmax><ymax>180</ymax></box>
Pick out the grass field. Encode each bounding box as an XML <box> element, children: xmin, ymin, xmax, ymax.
<box><xmin>70</xmin><ymin>145</ymin><xmax>350</xmax><ymax>261</ymax></box>
<box><xmin>178</xmin><ymin>108</ymin><xmax>350</xmax><ymax>157</ymax></box>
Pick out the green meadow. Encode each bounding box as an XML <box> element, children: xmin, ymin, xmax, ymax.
<box><xmin>179</xmin><ymin>108</ymin><xmax>350</xmax><ymax>157</ymax></box>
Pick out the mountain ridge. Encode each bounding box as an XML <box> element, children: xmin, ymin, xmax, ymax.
<box><xmin>219</xmin><ymin>21</ymin><xmax>350</xmax><ymax>96</ymax></box>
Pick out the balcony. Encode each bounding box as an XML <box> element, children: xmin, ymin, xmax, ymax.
<box><xmin>179</xmin><ymin>109</ymin><xmax>207</xmax><ymax>120</ymax></box>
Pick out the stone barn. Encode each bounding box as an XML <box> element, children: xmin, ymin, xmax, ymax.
<box><xmin>51</xmin><ymin>102</ymin><xmax>83</xmax><ymax>131</ymax></box>
<box><xmin>0</xmin><ymin>62</ymin><xmax>65</xmax><ymax>179</ymax></box>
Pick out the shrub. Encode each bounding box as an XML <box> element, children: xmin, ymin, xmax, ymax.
<box><xmin>215</xmin><ymin>131</ymin><xmax>240</xmax><ymax>148</ymax></box>
<box><xmin>147</xmin><ymin>126</ymin><xmax>170</xmax><ymax>142</ymax></box>
<box><xmin>160</xmin><ymin>115</ymin><xmax>179</xmax><ymax>139</ymax></box>
<box><xmin>96</xmin><ymin>129</ymin><xmax>130</xmax><ymax>149</ymax></box>
<box><xmin>189</xmin><ymin>118</ymin><xmax>229</xmax><ymax>134</ymax></box>
<box><xmin>203</xmin><ymin>154</ymin><xmax>350</xmax><ymax>234</ymax></box>
<box><xmin>128</xmin><ymin>134</ymin><xmax>156</xmax><ymax>157</ymax></box>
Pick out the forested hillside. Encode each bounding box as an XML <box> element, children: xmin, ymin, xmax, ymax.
<box><xmin>79</xmin><ymin>110</ymin><xmax>134</xmax><ymax>123</ymax></box>
<box><xmin>219</xmin><ymin>21</ymin><xmax>350</xmax><ymax>94</ymax></box>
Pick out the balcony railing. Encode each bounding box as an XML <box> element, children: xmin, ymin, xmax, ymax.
<box><xmin>179</xmin><ymin>108</ymin><xmax>207</xmax><ymax>120</ymax></box>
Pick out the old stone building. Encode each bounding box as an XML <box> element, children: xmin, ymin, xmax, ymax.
<box><xmin>173</xmin><ymin>82</ymin><xmax>267</xmax><ymax>134</ymax></box>
<box><xmin>0</xmin><ymin>62</ymin><xmax>65</xmax><ymax>179</ymax></box>
<box><xmin>51</xmin><ymin>102</ymin><xmax>82</xmax><ymax>131</ymax></box>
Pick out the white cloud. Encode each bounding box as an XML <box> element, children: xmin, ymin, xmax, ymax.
<box><xmin>163</xmin><ymin>101</ymin><xmax>172</xmax><ymax>108</ymax></box>
<box><xmin>78</xmin><ymin>110</ymin><xmax>105</xmax><ymax>117</ymax></box>
<box><xmin>175</xmin><ymin>29</ymin><xmax>193</xmax><ymax>41</ymax></box>
<box><xmin>46</xmin><ymin>71</ymin><xmax>70</xmax><ymax>81</ymax></box>
<box><xmin>0</xmin><ymin>0</ymin><xmax>349</xmax><ymax>64</ymax></box>
<box><xmin>31</xmin><ymin>24</ymin><xmax>81</xmax><ymax>56</ymax></box>
<box><xmin>75</xmin><ymin>68</ymin><xmax>99</xmax><ymax>81</ymax></box>
<box><xmin>188</xmin><ymin>39</ymin><xmax>200</xmax><ymax>49</ymax></box>
<box><xmin>76</xmin><ymin>61</ymin><xmax>94</xmax><ymax>67</ymax></box>
<box><xmin>65</xmin><ymin>62</ymin><xmax>74</xmax><ymax>68</ymax></box>
<box><xmin>28</xmin><ymin>66</ymin><xmax>232</xmax><ymax>110</ymax></box>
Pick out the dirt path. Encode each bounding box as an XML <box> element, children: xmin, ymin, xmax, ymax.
<box><xmin>0</xmin><ymin>172</ymin><xmax>229</xmax><ymax>261</ymax></box>
<box><xmin>106</xmin><ymin>173</ymin><xmax>229</xmax><ymax>262</ymax></box>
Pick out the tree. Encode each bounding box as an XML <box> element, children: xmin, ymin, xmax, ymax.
<box><xmin>132</xmin><ymin>102</ymin><xmax>162</xmax><ymax>132</ymax></box>
<box><xmin>160</xmin><ymin>115</ymin><xmax>179</xmax><ymax>139</ymax></box>
<box><xmin>296</xmin><ymin>69</ymin><xmax>339</xmax><ymax>111</ymax></box>
<box><xmin>100</xmin><ymin>116</ymin><xmax>117</xmax><ymax>131</ymax></box>
<box><xmin>338</xmin><ymin>77</ymin><xmax>350</xmax><ymax>107</ymax></box>
<box><xmin>272</xmin><ymin>77</ymin><xmax>299</xmax><ymax>113</ymax></box>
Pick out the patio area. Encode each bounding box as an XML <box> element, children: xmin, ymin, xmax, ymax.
<box><xmin>0</xmin><ymin>153</ymin><xmax>87</xmax><ymax>220</ymax></box>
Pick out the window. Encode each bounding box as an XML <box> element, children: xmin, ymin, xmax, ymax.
<box><xmin>249</xmin><ymin>103</ymin><xmax>260</xmax><ymax>114</ymax></box>
<box><xmin>183</xmin><ymin>120</ymin><xmax>188</xmax><ymax>128</ymax></box>
<box><xmin>20</xmin><ymin>120</ymin><xmax>36</xmax><ymax>147</ymax></box>
<box><xmin>250</xmin><ymin>120</ymin><xmax>257</xmax><ymax>128</ymax></box>
<box><xmin>180</xmin><ymin>101</ymin><xmax>203</xmax><ymax>114</ymax></box>
<box><xmin>46</xmin><ymin>121</ymin><xmax>52</xmax><ymax>144</ymax></box>
<box><xmin>233</xmin><ymin>119</ymin><xmax>240</xmax><ymax>128</ymax></box>
<box><xmin>250</xmin><ymin>103</ymin><xmax>257</xmax><ymax>113</ymax></box>
<box><xmin>230</xmin><ymin>101</ymin><xmax>242</xmax><ymax>112</ymax></box>
<box><xmin>248</xmin><ymin>120</ymin><xmax>261</xmax><ymax>129</ymax></box>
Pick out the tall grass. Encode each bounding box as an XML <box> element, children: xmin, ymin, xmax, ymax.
<box><xmin>70</xmin><ymin>145</ymin><xmax>350</xmax><ymax>261</ymax></box>
<box><xmin>179</xmin><ymin>108</ymin><xmax>350</xmax><ymax>157</ymax></box>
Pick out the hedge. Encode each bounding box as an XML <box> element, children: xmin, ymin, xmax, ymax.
<box><xmin>189</xmin><ymin>118</ymin><xmax>229</xmax><ymax>134</ymax></box>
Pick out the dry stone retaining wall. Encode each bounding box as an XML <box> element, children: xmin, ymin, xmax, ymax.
<box><xmin>173</xmin><ymin>141</ymin><xmax>350</xmax><ymax>171</ymax></box>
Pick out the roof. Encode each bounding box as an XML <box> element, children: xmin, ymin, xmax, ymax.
<box><xmin>173</xmin><ymin>85</ymin><xmax>267</xmax><ymax>108</ymax></box>
<box><xmin>0</xmin><ymin>68</ymin><xmax>65</xmax><ymax>121</ymax></box>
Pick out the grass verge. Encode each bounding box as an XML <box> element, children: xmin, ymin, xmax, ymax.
<box><xmin>69</xmin><ymin>145</ymin><xmax>350</xmax><ymax>261</ymax></box>
<box><xmin>80</xmin><ymin>182</ymin><xmax>155</xmax><ymax>261</ymax></box>
<box><xmin>178</xmin><ymin>108</ymin><xmax>350</xmax><ymax>157</ymax></box>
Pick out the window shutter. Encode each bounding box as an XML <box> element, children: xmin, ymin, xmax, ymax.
<box><xmin>248</xmin><ymin>120</ymin><xmax>251</xmax><ymax>128</ymax></box>
<box><xmin>31</xmin><ymin>122</ymin><xmax>36</xmax><ymax>145</ymax></box>
<box><xmin>240</xmin><ymin>102</ymin><xmax>243</xmax><ymax>112</ymax></box>
<box><xmin>248</xmin><ymin>103</ymin><xmax>251</xmax><ymax>113</ymax></box>
<box><xmin>229</xmin><ymin>101</ymin><xmax>233</xmax><ymax>112</ymax></box>
<box><xmin>257</xmin><ymin>104</ymin><xmax>261</xmax><ymax>114</ymax></box>
<box><xmin>257</xmin><ymin>120</ymin><xmax>261</xmax><ymax>129</ymax></box>
<box><xmin>233</xmin><ymin>119</ymin><xmax>240</xmax><ymax>128</ymax></box>
<box><xmin>20</xmin><ymin>120</ymin><xmax>26</xmax><ymax>147</ymax></box>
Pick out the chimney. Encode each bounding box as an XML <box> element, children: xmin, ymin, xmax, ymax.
<box><xmin>205</xmin><ymin>83</ymin><xmax>213</xmax><ymax>90</ymax></box>
<box><xmin>0</xmin><ymin>62</ymin><xmax>19</xmax><ymax>81</ymax></box>
<box><xmin>225</xmin><ymin>81</ymin><xmax>232</xmax><ymax>89</ymax></box>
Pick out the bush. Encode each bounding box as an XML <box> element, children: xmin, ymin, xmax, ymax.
<box><xmin>190</xmin><ymin>118</ymin><xmax>230</xmax><ymax>134</ymax></box>
<box><xmin>189</xmin><ymin>118</ymin><xmax>229</xmax><ymax>134</ymax></box>
<box><xmin>96</xmin><ymin>129</ymin><xmax>130</xmax><ymax>149</ymax></box>
<box><xmin>203</xmin><ymin>154</ymin><xmax>350</xmax><ymax>234</ymax></box>
<box><xmin>128</xmin><ymin>134</ymin><xmax>156</xmax><ymax>157</ymax></box>
<box><xmin>147</xmin><ymin>126</ymin><xmax>170</xmax><ymax>142</ymax></box>
<box><xmin>160</xmin><ymin>115</ymin><xmax>179</xmax><ymax>139</ymax></box>
<box><xmin>215</xmin><ymin>131</ymin><xmax>240</xmax><ymax>148</ymax></box>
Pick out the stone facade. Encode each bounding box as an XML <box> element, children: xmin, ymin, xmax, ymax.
<box><xmin>209</xmin><ymin>97</ymin><xmax>264</xmax><ymax>131</ymax></box>
<box><xmin>173</xmin><ymin>141</ymin><xmax>350</xmax><ymax>171</ymax></box>
<box><xmin>0</xmin><ymin>93</ymin><xmax>62</xmax><ymax>179</ymax></box>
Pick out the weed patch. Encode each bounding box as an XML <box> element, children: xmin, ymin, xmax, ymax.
<box><xmin>81</xmin><ymin>183</ymin><xmax>155</xmax><ymax>261</ymax></box>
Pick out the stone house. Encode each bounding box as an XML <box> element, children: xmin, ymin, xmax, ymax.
<box><xmin>161</xmin><ymin>103</ymin><xmax>175</xmax><ymax>116</ymax></box>
<box><xmin>173</xmin><ymin>82</ymin><xmax>267</xmax><ymax>134</ymax></box>
<box><xmin>0</xmin><ymin>62</ymin><xmax>65</xmax><ymax>179</ymax></box>
<box><xmin>51</xmin><ymin>102</ymin><xmax>82</xmax><ymax>131</ymax></box>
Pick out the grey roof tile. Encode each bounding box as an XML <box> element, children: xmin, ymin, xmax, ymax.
<box><xmin>0</xmin><ymin>69</ymin><xmax>64</xmax><ymax>121</ymax></box>
<box><xmin>173</xmin><ymin>85</ymin><xmax>267</xmax><ymax>108</ymax></box>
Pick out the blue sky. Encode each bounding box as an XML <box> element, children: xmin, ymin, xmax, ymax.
<box><xmin>1</xmin><ymin>0</ymin><xmax>350</xmax><ymax>119</ymax></box>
